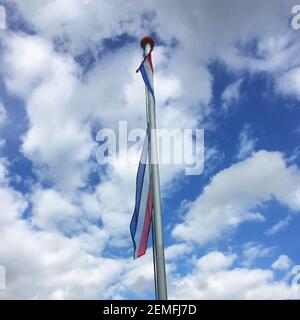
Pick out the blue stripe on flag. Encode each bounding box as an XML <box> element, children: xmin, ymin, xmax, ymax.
<box><xmin>140</xmin><ymin>64</ymin><xmax>155</xmax><ymax>98</ymax></box>
<box><xmin>133</xmin><ymin>162</ymin><xmax>150</xmax><ymax>257</ymax></box>
<box><xmin>130</xmin><ymin>133</ymin><xmax>149</xmax><ymax>256</ymax></box>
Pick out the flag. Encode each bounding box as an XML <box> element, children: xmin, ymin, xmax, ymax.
<box><xmin>137</xmin><ymin>49</ymin><xmax>155</xmax><ymax>98</ymax></box>
<box><xmin>130</xmin><ymin>132</ymin><xmax>153</xmax><ymax>259</ymax></box>
<box><xmin>130</xmin><ymin>50</ymin><xmax>155</xmax><ymax>259</ymax></box>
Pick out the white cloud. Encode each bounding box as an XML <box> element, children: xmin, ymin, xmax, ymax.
<box><xmin>1</xmin><ymin>31</ymin><xmax>202</xmax><ymax>194</ymax></box>
<box><xmin>31</xmin><ymin>188</ymin><xmax>82</xmax><ymax>233</ymax></box>
<box><xmin>13</xmin><ymin>0</ymin><xmax>146</xmax><ymax>54</ymax></box>
<box><xmin>266</xmin><ymin>216</ymin><xmax>292</xmax><ymax>236</ymax></box>
<box><xmin>1</xmin><ymin>33</ymin><xmax>95</xmax><ymax>191</ymax></box>
<box><xmin>2</xmin><ymin>0</ymin><xmax>298</xmax><ymax>196</ymax></box>
<box><xmin>277</xmin><ymin>67</ymin><xmax>300</xmax><ymax>99</ymax></box>
<box><xmin>173</xmin><ymin>151</ymin><xmax>300</xmax><ymax>245</ymax></box>
<box><xmin>204</xmin><ymin>147</ymin><xmax>225</xmax><ymax>176</ymax></box>
<box><xmin>1</xmin><ymin>155</ymin><xmax>300</xmax><ymax>299</ymax></box>
<box><xmin>165</xmin><ymin>243</ymin><xmax>192</xmax><ymax>261</ymax></box>
<box><xmin>242</xmin><ymin>243</ymin><xmax>274</xmax><ymax>267</ymax></box>
<box><xmin>0</xmin><ymin>139</ymin><xmax>6</xmax><ymax>150</ymax></box>
<box><xmin>12</xmin><ymin>0</ymin><xmax>295</xmax><ymax>54</ymax></box>
<box><xmin>196</xmin><ymin>251</ymin><xmax>237</xmax><ymax>273</ymax></box>
<box><xmin>0</xmin><ymin>158</ymin><xmax>7</xmax><ymax>183</ymax></box>
<box><xmin>170</xmin><ymin>266</ymin><xmax>299</xmax><ymax>300</ymax></box>
<box><xmin>9</xmin><ymin>0</ymin><xmax>300</xmax><ymax>108</ymax></box>
<box><xmin>0</xmin><ymin>102</ymin><xmax>7</xmax><ymax>126</ymax></box>
<box><xmin>1</xmin><ymin>31</ymin><xmax>206</xmax><ymax>247</ymax></box>
<box><xmin>115</xmin><ymin>254</ymin><xmax>155</xmax><ymax>297</ymax></box>
<box><xmin>0</xmin><ymin>158</ymin><xmax>28</xmax><ymax>226</ymax></box>
<box><xmin>222</xmin><ymin>79</ymin><xmax>243</xmax><ymax>110</ymax></box>
<box><xmin>237</xmin><ymin>123</ymin><xmax>257</xmax><ymax>160</ymax></box>
<box><xmin>286</xmin><ymin>146</ymin><xmax>300</xmax><ymax>164</ymax></box>
<box><xmin>1</xmin><ymin>34</ymin><xmax>57</xmax><ymax>98</ymax></box>
<box><xmin>168</xmin><ymin>251</ymin><xmax>300</xmax><ymax>300</ymax></box>
<box><xmin>0</xmin><ymin>159</ymin><xmax>126</xmax><ymax>299</ymax></box>
<box><xmin>0</xmin><ymin>186</ymin><xmax>27</xmax><ymax>226</ymax></box>
<box><xmin>0</xmin><ymin>220</ymin><xmax>125</xmax><ymax>299</ymax></box>
<box><xmin>272</xmin><ymin>255</ymin><xmax>292</xmax><ymax>271</ymax></box>
<box><xmin>110</xmin><ymin>250</ymin><xmax>300</xmax><ymax>300</ymax></box>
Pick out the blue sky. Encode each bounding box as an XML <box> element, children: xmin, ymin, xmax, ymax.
<box><xmin>0</xmin><ymin>0</ymin><xmax>300</xmax><ymax>299</ymax></box>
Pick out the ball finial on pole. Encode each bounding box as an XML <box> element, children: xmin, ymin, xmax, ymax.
<box><xmin>140</xmin><ymin>36</ymin><xmax>155</xmax><ymax>50</ymax></box>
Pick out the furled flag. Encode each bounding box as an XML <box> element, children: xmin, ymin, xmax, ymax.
<box><xmin>130</xmin><ymin>48</ymin><xmax>155</xmax><ymax>259</ymax></box>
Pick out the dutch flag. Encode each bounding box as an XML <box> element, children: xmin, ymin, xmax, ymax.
<box><xmin>130</xmin><ymin>50</ymin><xmax>155</xmax><ymax>259</ymax></box>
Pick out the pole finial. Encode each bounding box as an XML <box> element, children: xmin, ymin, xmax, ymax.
<box><xmin>140</xmin><ymin>36</ymin><xmax>155</xmax><ymax>50</ymax></box>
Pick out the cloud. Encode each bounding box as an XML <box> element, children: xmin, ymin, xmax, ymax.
<box><xmin>12</xmin><ymin>0</ymin><xmax>146</xmax><ymax>54</ymax></box>
<box><xmin>31</xmin><ymin>188</ymin><xmax>82</xmax><ymax>233</ymax></box>
<box><xmin>0</xmin><ymin>102</ymin><xmax>7</xmax><ymax>127</ymax></box>
<box><xmin>1</xmin><ymin>154</ymin><xmax>299</xmax><ymax>299</ymax></box>
<box><xmin>173</xmin><ymin>151</ymin><xmax>300</xmax><ymax>245</ymax></box>
<box><xmin>1</xmin><ymin>33</ymin><xmax>95</xmax><ymax>191</ymax></box>
<box><xmin>0</xmin><ymin>139</ymin><xmax>5</xmax><ymax>150</ymax></box>
<box><xmin>165</xmin><ymin>243</ymin><xmax>192</xmax><ymax>261</ymax></box>
<box><xmin>0</xmin><ymin>160</ymin><xmax>27</xmax><ymax>226</ymax></box>
<box><xmin>196</xmin><ymin>251</ymin><xmax>237</xmax><ymax>273</ymax></box>
<box><xmin>2</xmin><ymin>0</ymin><xmax>298</xmax><ymax>194</ymax></box>
<box><xmin>204</xmin><ymin>147</ymin><xmax>225</xmax><ymax>176</ymax></box>
<box><xmin>114</xmin><ymin>254</ymin><xmax>155</xmax><ymax>297</ymax></box>
<box><xmin>222</xmin><ymin>79</ymin><xmax>243</xmax><ymax>110</ymax></box>
<box><xmin>1</xmin><ymin>31</ymin><xmax>203</xmax><ymax>192</ymax></box>
<box><xmin>1</xmin><ymin>31</ymin><xmax>202</xmax><ymax>252</ymax></box>
<box><xmin>0</xmin><ymin>159</ymin><xmax>126</xmax><ymax>299</ymax></box>
<box><xmin>272</xmin><ymin>255</ymin><xmax>292</xmax><ymax>271</ymax></box>
<box><xmin>277</xmin><ymin>67</ymin><xmax>300</xmax><ymax>99</ymax></box>
<box><xmin>114</xmin><ymin>251</ymin><xmax>297</xmax><ymax>300</ymax></box>
<box><xmin>0</xmin><ymin>158</ymin><xmax>7</xmax><ymax>183</ymax></box>
<box><xmin>170</xmin><ymin>261</ymin><xmax>300</xmax><ymax>300</ymax></box>
<box><xmin>242</xmin><ymin>243</ymin><xmax>274</xmax><ymax>267</ymax></box>
<box><xmin>236</xmin><ymin>123</ymin><xmax>257</xmax><ymax>160</ymax></box>
<box><xmin>266</xmin><ymin>216</ymin><xmax>292</xmax><ymax>236</ymax></box>
<box><xmin>0</xmin><ymin>220</ymin><xmax>125</xmax><ymax>299</ymax></box>
<box><xmin>105</xmin><ymin>250</ymin><xmax>300</xmax><ymax>300</ymax></box>
<box><xmin>1</xmin><ymin>34</ymin><xmax>58</xmax><ymax>98</ymax></box>
<box><xmin>9</xmin><ymin>0</ymin><xmax>300</xmax><ymax>112</ymax></box>
<box><xmin>286</xmin><ymin>146</ymin><xmax>300</xmax><ymax>164</ymax></box>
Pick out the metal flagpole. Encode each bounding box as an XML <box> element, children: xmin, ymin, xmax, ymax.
<box><xmin>145</xmin><ymin>87</ymin><xmax>158</xmax><ymax>299</ymax></box>
<box><xmin>151</xmin><ymin>211</ymin><xmax>158</xmax><ymax>299</ymax></box>
<box><xmin>141</xmin><ymin>36</ymin><xmax>168</xmax><ymax>300</ymax></box>
<box><xmin>144</xmin><ymin>76</ymin><xmax>158</xmax><ymax>299</ymax></box>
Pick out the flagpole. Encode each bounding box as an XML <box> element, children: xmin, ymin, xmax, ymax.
<box><xmin>145</xmin><ymin>79</ymin><xmax>158</xmax><ymax>299</ymax></box>
<box><xmin>145</xmin><ymin>88</ymin><xmax>159</xmax><ymax>300</ymax></box>
<box><xmin>151</xmin><ymin>211</ymin><xmax>158</xmax><ymax>298</ymax></box>
<box><xmin>141</xmin><ymin>36</ymin><xmax>168</xmax><ymax>300</ymax></box>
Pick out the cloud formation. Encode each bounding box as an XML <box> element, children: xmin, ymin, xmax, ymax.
<box><xmin>173</xmin><ymin>151</ymin><xmax>300</xmax><ymax>245</ymax></box>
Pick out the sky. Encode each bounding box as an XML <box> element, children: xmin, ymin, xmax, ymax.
<box><xmin>0</xmin><ymin>0</ymin><xmax>300</xmax><ymax>299</ymax></box>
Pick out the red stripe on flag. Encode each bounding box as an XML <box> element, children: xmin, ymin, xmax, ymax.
<box><xmin>137</xmin><ymin>185</ymin><xmax>153</xmax><ymax>257</ymax></box>
<box><xmin>147</xmin><ymin>53</ymin><xmax>154</xmax><ymax>73</ymax></box>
